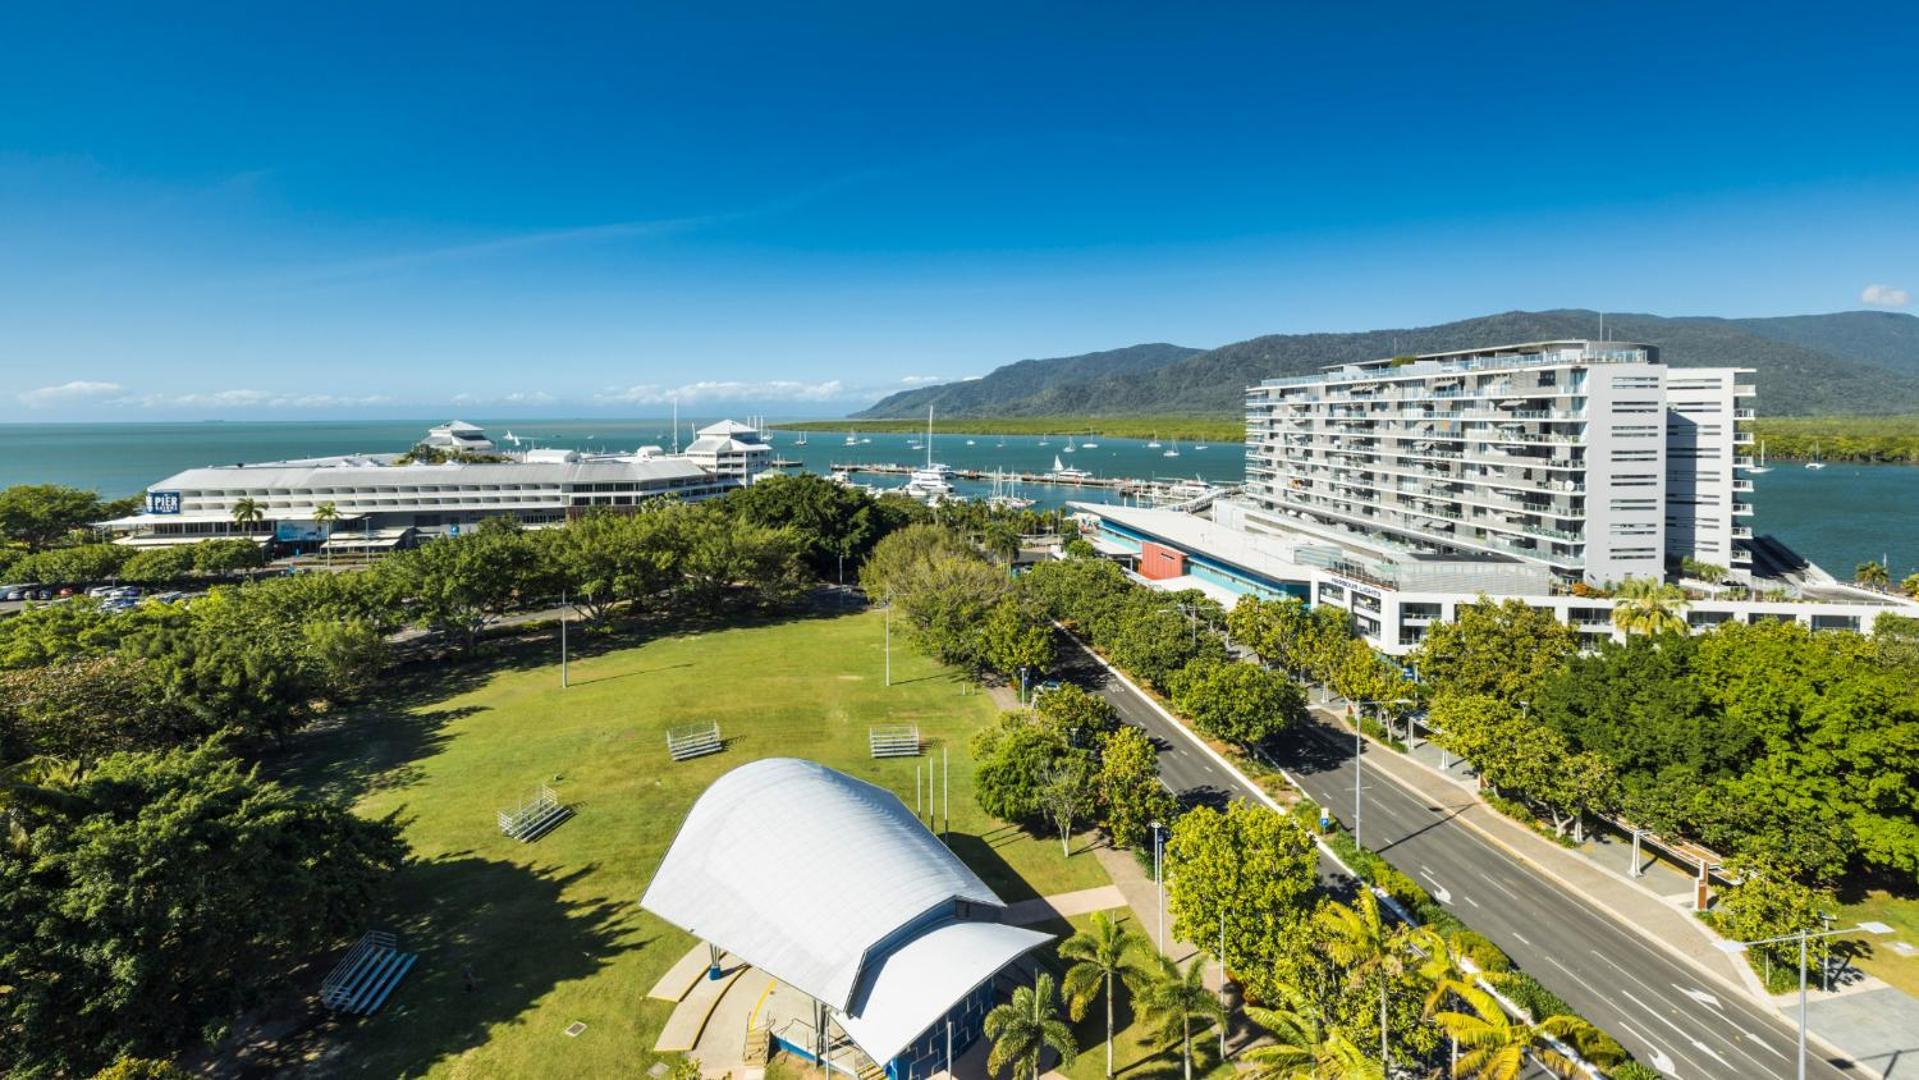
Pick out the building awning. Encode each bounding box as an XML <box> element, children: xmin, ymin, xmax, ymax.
<box><xmin>1142</xmin><ymin>573</ymin><xmax>1244</xmax><ymax>608</ymax></box>
<box><xmin>835</xmin><ymin>920</ymin><xmax>1052</xmax><ymax>1066</ymax></box>
<box><xmin>1088</xmin><ymin>534</ymin><xmax>1138</xmax><ymax>557</ymax></box>
<box><xmin>323</xmin><ymin>527</ymin><xmax>416</xmax><ymax>551</ymax></box>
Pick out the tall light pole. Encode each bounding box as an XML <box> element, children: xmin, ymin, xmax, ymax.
<box><xmin>560</xmin><ymin>589</ymin><xmax>569</xmax><ymax>689</ymax></box>
<box><xmin>1151</xmin><ymin>820</ymin><xmax>1165</xmax><ymax>951</ymax></box>
<box><xmin>1344</xmin><ymin>698</ymin><xmax>1415</xmax><ymax>849</ymax></box>
<box><xmin>884</xmin><ymin>599</ymin><xmax>892</xmax><ymax>687</ymax></box>
<box><xmin>1716</xmin><ymin>921</ymin><xmax>1892</xmax><ymax>1080</ymax></box>
<box><xmin>1218</xmin><ymin>909</ymin><xmax>1228</xmax><ymax>1062</ymax></box>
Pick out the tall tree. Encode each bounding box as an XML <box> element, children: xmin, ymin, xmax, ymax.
<box><xmin>1169</xmin><ymin>657</ymin><xmax>1307</xmax><ymax>748</ymax></box>
<box><xmin>1165</xmin><ymin>803</ymin><xmax>1318</xmax><ymax>1001</ymax></box>
<box><xmin>979</xmin><ymin>598</ymin><xmax>1055</xmax><ymax>691</ymax></box>
<box><xmin>0</xmin><ymin>740</ymin><xmax>404</xmax><ymax>1074</ymax></box>
<box><xmin>1412</xmin><ymin>597</ymin><xmax>1575</xmax><ymax>702</ymax></box>
<box><xmin>1096</xmin><ymin>726</ymin><xmax>1174</xmax><ymax>850</ymax></box>
<box><xmin>1039</xmin><ymin>755</ymin><xmax>1098</xmax><ymax>856</ymax></box>
<box><xmin>984</xmin><ymin>972</ymin><xmax>1077</xmax><ymax>1080</ymax></box>
<box><xmin>1855</xmin><ymin>560</ymin><xmax>1890</xmax><ymax>588</ymax></box>
<box><xmin>1610</xmin><ymin>578</ymin><xmax>1690</xmax><ymax>637</ymax></box>
<box><xmin>1432</xmin><ymin>990</ymin><xmax>1617</xmax><ymax>1079</ymax></box>
<box><xmin>0</xmin><ymin>484</ymin><xmax>108</xmax><ymax>551</ymax></box>
<box><xmin>1316</xmin><ymin>890</ymin><xmax>1408</xmax><ymax>1072</ymax></box>
<box><xmin>228</xmin><ymin>497</ymin><xmax>265</xmax><ymax>533</ymax></box>
<box><xmin>1060</xmin><ymin>911</ymin><xmax>1149</xmax><ymax>1079</ymax></box>
<box><xmin>1128</xmin><ymin>951</ymin><xmax>1224</xmax><ymax>1080</ymax></box>
<box><xmin>1243</xmin><ymin>984</ymin><xmax>1382</xmax><ymax>1080</ymax></box>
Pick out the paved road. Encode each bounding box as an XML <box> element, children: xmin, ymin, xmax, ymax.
<box><xmin>1054</xmin><ymin>632</ymin><xmax>1856</xmax><ymax>1080</ymax></box>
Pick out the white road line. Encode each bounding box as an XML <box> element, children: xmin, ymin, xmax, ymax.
<box><xmin>1615</xmin><ymin>1023</ymin><xmax>1678</xmax><ymax>1078</ymax></box>
<box><xmin>1594</xmin><ymin>952</ymin><xmax>1787</xmax><ymax>1079</ymax></box>
<box><xmin>1621</xmin><ymin>989</ymin><xmax>1733</xmax><ymax>1070</ymax></box>
<box><xmin>1512</xmin><ymin>932</ymin><xmax>1531</xmax><ymax>946</ymax></box>
<box><xmin>1463</xmin><ymin>895</ymin><xmax>1481</xmax><ymax>908</ymax></box>
<box><xmin>1479</xmin><ymin>874</ymin><xmax>1522</xmax><ymax>901</ymax></box>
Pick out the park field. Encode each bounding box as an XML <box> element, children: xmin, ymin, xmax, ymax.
<box><xmin>271</xmin><ymin>610</ymin><xmax>1111</xmax><ymax>1078</ymax></box>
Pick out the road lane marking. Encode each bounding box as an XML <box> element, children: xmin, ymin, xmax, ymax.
<box><xmin>1417</xmin><ymin>870</ymin><xmax>1452</xmax><ymax>904</ymax></box>
<box><xmin>1463</xmin><ymin>895</ymin><xmax>1480</xmax><ymax>908</ymax></box>
<box><xmin>1479</xmin><ymin>875</ymin><xmax>1521</xmax><ymax>901</ymax></box>
<box><xmin>1621</xmin><ymin>989</ymin><xmax>1733</xmax><ymax>1070</ymax></box>
<box><xmin>1594</xmin><ymin>951</ymin><xmax>1789</xmax><ymax>1078</ymax></box>
<box><xmin>1616</xmin><ymin>1024</ymin><xmax>1677</xmax><ymax>1077</ymax></box>
<box><xmin>1512</xmin><ymin>932</ymin><xmax>1531</xmax><ymax>946</ymax></box>
<box><xmin>1674</xmin><ymin>984</ymin><xmax>1723</xmax><ymax>1010</ymax></box>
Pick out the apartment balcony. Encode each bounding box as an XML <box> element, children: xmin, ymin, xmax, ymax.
<box><xmin>1734</xmin><ymin>431</ymin><xmax>1755</xmax><ymax>445</ymax></box>
<box><xmin>1734</xmin><ymin>384</ymin><xmax>1758</xmax><ymax>397</ymax></box>
<box><xmin>1732</xmin><ymin>479</ymin><xmax>1753</xmax><ymax>492</ymax></box>
<box><xmin>1732</xmin><ymin>502</ymin><xmax>1755</xmax><ymax>516</ymax></box>
<box><xmin>1731</xmin><ymin>525</ymin><xmax>1753</xmax><ymax>539</ymax></box>
<box><xmin>1733</xmin><ymin>457</ymin><xmax>1755</xmax><ymax>469</ymax></box>
<box><xmin>1733</xmin><ymin>409</ymin><xmax>1756</xmax><ymax>419</ymax></box>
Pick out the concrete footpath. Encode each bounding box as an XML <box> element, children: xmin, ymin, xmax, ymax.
<box><xmin>1322</xmin><ymin>704</ymin><xmax>1919</xmax><ymax>1078</ymax></box>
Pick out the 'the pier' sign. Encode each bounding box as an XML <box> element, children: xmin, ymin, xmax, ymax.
<box><xmin>146</xmin><ymin>491</ymin><xmax>182</xmax><ymax>515</ymax></box>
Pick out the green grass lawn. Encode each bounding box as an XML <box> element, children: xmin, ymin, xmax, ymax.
<box><xmin>271</xmin><ymin>610</ymin><xmax>1109</xmax><ymax>1078</ymax></box>
<box><xmin>1834</xmin><ymin>891</ymin><xmax>1919</xmax><ymax>997</ymax></box>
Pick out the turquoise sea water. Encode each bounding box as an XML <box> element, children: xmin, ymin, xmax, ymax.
<box><xmin>0</xmin><ymin>421</ymin><xmax>1911</xmax><ymax>581</ymax></box>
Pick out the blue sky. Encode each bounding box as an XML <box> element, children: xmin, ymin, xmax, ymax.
<box><xmin>3</xmin><ymin>2</ymin><xmax>1915</xmax><ymax>419</ymax></box>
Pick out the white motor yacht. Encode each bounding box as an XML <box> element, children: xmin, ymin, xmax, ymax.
<box><xmin>1047</xmin><ymin>454</ymin><xmax>1093</xmax><ymax>483</ymax></box>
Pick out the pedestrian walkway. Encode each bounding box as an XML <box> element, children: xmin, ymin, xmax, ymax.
<box><xmin>1002</xmin><ymin>884</ymin><xmax>1128</xmax><ymax>926</ymax></box>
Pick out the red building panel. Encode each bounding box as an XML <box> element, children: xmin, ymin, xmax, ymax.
<box><xmin>1139</xmin><ymin>541</ymin><xmax>1187</xmax><ymax>581</ymax></box>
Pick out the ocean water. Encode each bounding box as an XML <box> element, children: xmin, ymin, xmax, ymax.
<box><xmin>0</xmin><ymin>421</ymin><xmax>1910</xmax><ymax>580</ymax></box>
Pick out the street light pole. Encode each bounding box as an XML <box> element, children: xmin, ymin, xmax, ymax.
<box><xmin>1151</xmin><ymin>820</ymin><xmax>1165</xmax><ymax>951</ymax></box>
<box><xmin>884</xmin><ymin>601</ymin><xmax>892</xmax><ymax>687</ymax></box>
<box><xmin>560</xmin><ymin>589</ymin><xmax>569</xmax><ymax>689</ymax></box>
<box><xmin>1716</xmin><ymin>920</ymin><xmax>1894</xmax><ymax>1080</ymax></box>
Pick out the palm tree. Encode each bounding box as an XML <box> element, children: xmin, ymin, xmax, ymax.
<box><xmin>1855</xmin><ymin>560</ymin><xmax>1890</xmax><ymax>589</ymax></box>
<box><xmin>1433</xmin><ymin>989</ymin><xmax>1618</xmax><ymax>1079</ymax></box>
<box><xmin>1128</xmin><ymin>950</ymin><xmax>1223</xmax><ymax>1080</ymax></box>
<box><xmin>984</xmin><ymin>971</ymin><xmax>1077</xmax><ymax>1080</ymax></box>
<box><xmin>1242</xmin><ymin>983</ymin><xmax>1382</xmax><ymax>1080</ymax></box>
<box><xmin>1904</xmin><ymin>572</ymin><xmax>1919</xmax><ymax>599</ymax></box>
<box><xmin>1316</xmin><ymin>890</ymin><xmax>1408</xmax><ymax>1071</ymax></box>
<box><xmin>2</xmin><ymin>756</ymin><xmax>87</xmax><ymax>854</ymax></box>
<box><xmin>313</xmin><ymin>501</ymin><xmax>340</xmax><ymax>567</ymax></box>
<box><xmin>1609</xmin><ymin>577</ymin><xmax>1689</xmax><ymax>636</ymax></box>
<box><xmin>230</xmin><ymin>497</ymin><xmax>265</xmax><ymax>535</ymax></box>
<box><xmin>1060</xmin><ymin>911</ymin><xmax>1149</xmax><ymax>1079</ymax></box>
<box><xmin>1409</xmin><ymin>927</ymin><xmax>1489</xmax><ymax>1076</ymax></box>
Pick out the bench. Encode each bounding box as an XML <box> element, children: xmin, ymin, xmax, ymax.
<box><xmin>320</xmin><ymin>930</ymin><xmax>418</xmax><ymax>1015</ymax></box>
<box><xmin>869</xmin><ymin>724</ymin><xmax>921</xmax><ymax>758</ymax></box>
<box><xmin>667</xmin><ymin>722</ymin><xmax>723</xmax><ymax>762</ymax></box>
<box><xmin>497</xmin><ymin>784</ymin><xmax>572</xmax><ymax>842</ymax></box>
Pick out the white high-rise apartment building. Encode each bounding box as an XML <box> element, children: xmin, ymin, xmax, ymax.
<box><xmin>1243</xmin><ymin>341</ymin><xmax>1756</xmax><ymax>586</ymax></box>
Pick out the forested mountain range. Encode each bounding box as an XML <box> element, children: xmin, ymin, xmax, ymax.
<box><xmin>853</xmin><ymin>309</ymin><xmax>1919</xmax><ymax>418</ymax></box>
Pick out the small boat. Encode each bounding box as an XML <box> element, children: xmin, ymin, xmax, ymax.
<box><xmin>965</xmin><ymin>439</ymin><xmax>976</xmax><ymax>445</ymax></box>
<box><xmin>1193</xmin><ymin>444</ymin><xmax>1208</xmax><ymax>451</ymax></box>
<box><xmin>901</xmin><ymin>407</ymin><xmax>955</xmax><ymax>502</ymax></box>
<box><xmin>1805</xmin><ymin>440</ymin><xmax>1826</xmax><ymax>470</ymax></box>
<box><xmin>1037</xmin><ymin>435</ymin><xmax>1049</xmax><ymax>446</ymax></box>
<box><xmin>844</xmin><ymin>430</ymin><xmax>859</xmax><ymax>446</ymax></box>
<box><xmin>860</xmin><ymin>437</ymin><xmax>872</xmax><ymax>444</ymax></box>
<box><xmin>1748</xmin><ymin>439</ymin><xmax>1769</xmax><ymax>474</ymax></box>
<box><xmin>1047</xmin><ymin>455</ymin><xmax>1093</xmax><ymax>482</ymax></box>
<box><xmin>1082</xmin><ymin>439</ymin><xmax>1099</xmax><ymax>449</ymax></box>
<box><xmin>1147</xmin><ymin>432</ymin><xmax>1162</xmax><ymax>448</ymax></box>
<box><xmin>1162</xmin><ymin>438</ymin><xmax>1181</xmax><ymax>458</ymax></box>
<box><xmin>794</xmin><ymin>432</ymin><xmax>808</xmax><ymax>446</ymax></box>
<box><xmin>1063</xmin><ymin>436</ymin><xmax>1077</xmax><ymax>454</ymax></box>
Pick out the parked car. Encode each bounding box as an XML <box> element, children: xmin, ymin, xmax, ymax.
<box><xmin>1</xmin><ymin>584</ymin><xmax>55</xmax><ymax>601</ymax></box>
<box><xmin>86</xmin><ymin>585</ymin><xmax>119</xmax><ymax>598</ymax></box>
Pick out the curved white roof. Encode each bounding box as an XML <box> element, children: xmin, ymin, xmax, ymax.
<box><xmin>640</xmin><ymin>758</ymin><xmax>1005</xmax><ymax>1011</ymax></box>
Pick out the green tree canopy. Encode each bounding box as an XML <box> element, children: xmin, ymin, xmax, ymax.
<box><xmin>0</xmin><ymin>740</ymin><xmax>405</xmax><ymax>1074</ymax></box>
<box><xmin>1164</xmin><ymin>802</ymin><xmax>1318</xmax><ymax>1001</ymax></box>
<box><xmin>1095</xmin><ymin>725</ymin><xmax>1173</xmax><ymax>851</ymax></box>
<box><xmin>1412</xmin><ymin>596</ymin><xmax>1576</xmax><ymax>701</ymax></box>
<box><xmin>1168</xmin><ymin>656</ymin><xmax>1306</xmax><ymax>748</ymax></box>
<box><xmin>0</xmin><ymin>484</ymin><xmax>109</xmax><ymax>551</ymax></box>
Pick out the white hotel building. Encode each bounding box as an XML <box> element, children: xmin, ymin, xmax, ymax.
<box><xmin>1074</xmin><ymin>341</ymin><xmax>1914</xmax><ymax>653</ymax></box>
<box><xmin>104</xmin><ymin>421</ymin><xmax>770</xmax><ymax>553</ymax></box>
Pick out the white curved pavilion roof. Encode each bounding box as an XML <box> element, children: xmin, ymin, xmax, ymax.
<box><xmin>640</xmin><ymin>758</ymin><xmax>1008</xmax><ymax>1012</ymax></box>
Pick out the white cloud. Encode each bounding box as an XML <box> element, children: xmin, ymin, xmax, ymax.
<box><xmin>450</xmin><ymin>390</ymin><xmax>555</xmax><ymax>406</ymax></box>
<box><xmin>898</xmin><ymin>375</ymin><xmax>948</xmax><ymax>387</ymax></box>
<box><xmin>596</xmin><ymin>379</ymin><xmax>849</xmax><ymax>405</ymax></box>
<box><xmin>16</xmin><ymin>380</ymin><xmax>125</xmax><ymax>407</ymax></box>
<box><xmin>1861</xmin><ymin>283</ymin><xmax>1910</xmax><ymax>308</ymax></box>
<box><xmin>120</xmin><ymin>389</ymin><xmax>394</xmax><ymax>409</ymax></box>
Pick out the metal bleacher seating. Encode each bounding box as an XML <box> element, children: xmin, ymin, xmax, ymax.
<box><xmin>868</xmin><ymin>724</ymin><xmax>922</xmax><ymax>758</ymax></box>
<box><xmin>320</xmin><ymin>930</ymin><xmax>417</xmax><ymax>1015</ymax></box>
<box><xmin>666</xmin><ymin>721</ymin><xmax>723</xmax><ymax>762</ymax></box>
<box><xmin>497</xmin><ymin>783</ymin><xmax>572</xmax><ymax>842</ymax></box>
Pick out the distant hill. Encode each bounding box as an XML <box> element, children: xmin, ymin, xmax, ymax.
<box><xmin>854</xmin><ymin>343</ymin><xmax>1203</xmax><ymax>417</ymax></box>
<box><xmin>853</xmin><ymin>309</ymin><xmax>1919</xmax><ymax>419</ymax></box>
<box><xmin>1731</xmin><ymin>310</ymin><xmax>1919</xmax><ymax>378</ymax></box>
